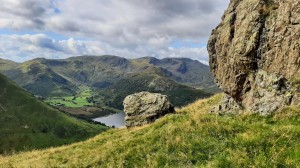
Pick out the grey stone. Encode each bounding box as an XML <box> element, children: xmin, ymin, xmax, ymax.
<box><xmin>123</xmin><ymin>91</ymin><xmax>175</xmax><ymax>127</ymax></box>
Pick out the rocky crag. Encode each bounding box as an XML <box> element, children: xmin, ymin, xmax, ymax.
<box><xmin>123</xmin><ymin>92</ymin><xmax>175</xmax><ymax>127</ymax></box>
<box><xmin>208</xmin><ymin>0</ymin><xmax>300</xmax><ymax>114</ymax></box>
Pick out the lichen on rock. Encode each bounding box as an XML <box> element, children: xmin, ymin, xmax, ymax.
<box><xmin>123</xmin><ymin>91</ymin><xmax>175</xmax><ymax>127</ymax></box>
<box><xmin>208</xmin><ymin>0</ymin><xmax>300</xmax><ymax>114</ymax></box>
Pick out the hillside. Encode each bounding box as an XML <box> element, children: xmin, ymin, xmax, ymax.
<box><xmin>1</xmin><ymin>94</ymin><xmax>300</xmax><ymax>167</ymax></box>
<box><xmin>132</xmin><ymin>57</ymin><xmax>215</xmax><ymax>88</ymax></box>
<box><xmin>0</xmin><ymin>58</ymin><xmax>18</xmax><ymax>71</ymax></box>
<box><xmin>4</xmin><ymin>60</ymin><xmax>78</xmax><ymax>97</ymax></box>
<box><xmin>0</xmin><ymin>56</ymin><xmax>218</xmax><ymax>119</ymax></box>
<box><xmin>0</xmin><ymin>56</ymin><xmax>217</xmax><ymax>96</ymax></box>
<box><xmin>0</xmin><ymin>73</ymin><xmax>107</xmax><ymax>154</ymax></box>
<box><xmin>96</xmin><ymin>72</ymin><xmax>211</xmax><ymax>110</ymax></box>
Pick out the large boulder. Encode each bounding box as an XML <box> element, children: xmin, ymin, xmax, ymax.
<box><xmin>123</xmin><ymin>92</ymin><xmax>175</xmax><ymax>127</ymax></box>
<box><xmin>208</xmin><ymin>0</ymin><xmax>300</xmax><ymax>114</ymax></box>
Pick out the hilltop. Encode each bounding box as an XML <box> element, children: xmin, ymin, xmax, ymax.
<box><xmin>1</xmin><ymin>94</ymin><xmax>300</xmax><ymax>167</ymax></box>
<box><xmin>0</xmin><ymin>73</ymin><xmax>107</xmax><ymax>154</ymax></box>
<box><xmin>0</xmin><ymin>59</ymin><xmax>18</xmax><ymax>71</ymax></box>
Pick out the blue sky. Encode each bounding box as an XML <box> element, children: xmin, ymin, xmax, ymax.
<box><xmin>0</xmin><ymin>0</ymin><xmax>229</xmax><ymax>64</ymax></box>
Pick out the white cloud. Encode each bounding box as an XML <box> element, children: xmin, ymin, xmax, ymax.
<box><xmin>0</xmin><ymin>34</ymin><xmax>100</xmax><ymax>61</ymax></box>
<box><xmin>0</xmin><ymin>0</ymin><xmax>53</xmax><ymax>30</ymax></box>
<box><xmin>0</xmin><ymin>34</ymin><xmax>209</xmax><ymax>63</ymax></box>
<box><xmin>46</xmin><ymin>0</ymin><xmax>229</xmax><ymax>48</ymax></box>
<box><xmin>0</xmin><ymin>0</ymin><xmax>230</xmax><ymax>63</ymax></box>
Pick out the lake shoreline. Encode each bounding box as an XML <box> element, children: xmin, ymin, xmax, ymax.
<box><xmin>93</xmin><ymin>112</ymin><xmax>126</xmax><ymax>128</ymax></box>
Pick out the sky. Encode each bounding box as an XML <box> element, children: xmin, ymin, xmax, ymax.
<box><xmin>0</xmin><ymin>0</ymin><xmax>230</xmax><ymax>64</ymax></box>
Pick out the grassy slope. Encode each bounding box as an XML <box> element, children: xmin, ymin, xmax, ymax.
<box><xmin>0</xmin><ymin>74</ymin><xmax>107</xmax><ymax>154</ymax></box>
<box><xmin>1</xmin><ymin>94</ymin><xmax>300</xmax><ymax>167</ymax></box>
<box><xmin>0</xmin><ymin>59</ymin><xmax>19</xmax><ymax>71</ymax></box>
<box><xmin>2</xmin><ymin>60</ymin><xmax>78</xmax><ymax>97</ymax></box>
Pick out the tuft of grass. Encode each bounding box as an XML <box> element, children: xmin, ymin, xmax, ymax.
<box><xmin>291</xmin><ymin>78</ymin><xmax>300</xmax><ymax>86</ymax></box>
<box><xmin>1</xmin><ymin>94</ymin><xmax>300</xmax><ymax>167</ymax></box>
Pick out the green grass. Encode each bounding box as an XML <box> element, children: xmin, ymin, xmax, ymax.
<box><xmin>80</xmin><ymin>88</ymin><xmax>93</xmax><ymax>97</ymax></box>
<box><xmin>0</xmin><ymin>59</ymin><xmax>19</xmax><ymax>71</ymax></box>
<box><xmin>291</xmin><ymin>78</ymin><xmax>300</xmax><ymax>86</ymax></box>
<box><xmin>2</xmin><ymin>94</ymin><xmax>300</xmax><ymax>167</ymax></box>
<box><xmin>45</xmin><ymin>97</ymin><xmax>93</xmax><ymax>108</ymax></box>
<box><xmin>0</xmin><ymin>74</ymin><xmax>108</xmax><ymax>154</ymax></box>
<box><xmin>45</xmin><ymin>88</ymin><xmax>93</xmax><ymax>108</ymax></box>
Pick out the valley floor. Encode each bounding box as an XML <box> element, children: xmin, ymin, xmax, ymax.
<box><xmin>1</xmin><ymin>94</ymin><xmax>300</xmax><ymax>167</ymax></box>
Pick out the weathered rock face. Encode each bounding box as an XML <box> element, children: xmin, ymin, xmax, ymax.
<box><xmin>208</xmin><ymin>0</ymin><xmax>300</xmax><ymax>114</ymax></box>
<box><xmin>123</xmin><ymin>92</ymin><xmax>175</xmax><ymax>127</ymax></box>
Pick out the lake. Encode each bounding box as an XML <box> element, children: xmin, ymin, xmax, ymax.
<box><xmin>93</xmin><ymin>112</ymin><xmax>126</xmax><ymax>128</ymax></box>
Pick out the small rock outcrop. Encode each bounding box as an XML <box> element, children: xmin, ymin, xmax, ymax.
<box><xmin>123</xmin><ymin>92</ymin><xmax>175</xmax><ymax>127</ymax></box>
<box><xmin>208</xmin><ymin>0</ymin><xmax>300</xmax><ymax>114</ymax></box>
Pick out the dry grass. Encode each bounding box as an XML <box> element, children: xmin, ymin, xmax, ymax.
<box><xmin>1</xmin><ymin>94</ymin><xmax>300</xmax><ymax>167</ymax></box>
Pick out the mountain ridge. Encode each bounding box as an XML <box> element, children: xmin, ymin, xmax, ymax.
<box><xmin>0</xmin><ymin>55</ymin><xmax>215</xmax><ymax>94</ymax></box>
<box><xmin>0</xmin><ymin>55</ymin><xmax>218</xmax><ymax>118</ymax></box>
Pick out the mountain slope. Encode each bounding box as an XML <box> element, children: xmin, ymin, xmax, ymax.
<box><xmin>96</xmin><ymin>72</ymin><xmax>211</xmax><ymax>110</ymax></box>
<box><xmin>0</xmin><ymin>56</ymin><xmax>217</xmax><ymax>97</ymax></box>
<box><xmin>0</xmin><ymin>73</ymin><xmax>107</xmax><ymax>154</ymax></box>
<box><xmin>0</xmin><ymin>58</ymin><xmax>19</xmax><ymax>71</ymax></box>
<box><xmin>44</xmin><ymin>55</ymin><xmax>215</xmax><ymax>89</ymax></box>
<box><xmin>0</xmin><ymin>56</ymin><xmax>218</xmax><ymax>119</ymax></box>
<box><xmin>1</xmin><ymin>94</ymin><xmax>300</xmax><ymax>167</ymax></box>
<box><xmin>2</xmin><ymin>59</ymin><xmax>78</xmax><ymax>97</ymax></box>
<box><xmin>135</xmin><ymin>57</ymin><xmax>215</xmax><ymax>87</ymax></box>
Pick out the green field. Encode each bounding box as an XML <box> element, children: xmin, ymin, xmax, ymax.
<box><xmin>45</xmin><ymin>88</ymin><xmax>93</xmax><ymax>108</ymax></box>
